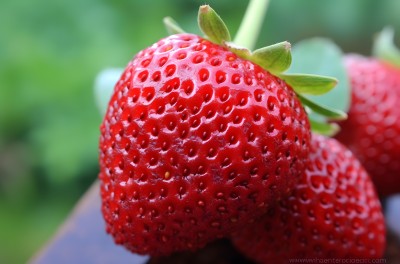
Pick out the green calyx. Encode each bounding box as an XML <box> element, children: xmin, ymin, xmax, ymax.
<box><xmin>198</xmin><ymin>5</ymin><xmax>231</xmax><ymax>45</ymax></box>
<box><xmin>163</xmin><ymin>3</ymin><xmax>346</xmax><ymax>136</ymax></box>
<box><xmin>373</xmin><ymin>27</ymin><xmax>400</xmax><ymax>68</ymax></box>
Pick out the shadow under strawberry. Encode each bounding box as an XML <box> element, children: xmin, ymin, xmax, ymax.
<box><xmin>147</xmin><ymin>239</ymin><xmax>254</xmax><ymax>264</ymax></box>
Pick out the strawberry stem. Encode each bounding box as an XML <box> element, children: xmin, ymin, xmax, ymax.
<box><xmin>234</xmin><ymin>0</ymin><xmax>270</xmax><ymax>50</ymax></box>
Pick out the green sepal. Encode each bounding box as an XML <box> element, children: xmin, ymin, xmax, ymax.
<box><xmin>372</xmin><ymin>27</ymin><xmax>400</xmax><ymax>68</ymax></box>
<box><xmin>309</xmin><ymin>119</ymin><xmax>340</xmax><ymax>136</ymax></box>
<box><xmin>224</xmin><ymin>41</ymin><xmax>252</xmax><ymax>59</ymax></box>
<box><xmin>279</xmin><ymin>73</ymin><xmax>337</xmax><ymax>95</ymax></box>
<box><xmin>298</xmin><ymin>93</ymin><xmax>347</xmax><ymax>121</ymax></box>
<box><xmin>251</xmin><ymin>41</ymin><xmax>292</xmax><ymax>74</ymax></box>
<box><xmin>225</xmin><ymin>41</ymin><xmax>291</xmax><ymax>74</ymax></box>
<box><xmin>198</xmin><ymin>5</ymin><xmax>231</xmax><ymax>45</ymax></box>
<box><xmin>163</xmin><ymin>17</ymin><xmax>186</xmax><ymax>35</ymax></box>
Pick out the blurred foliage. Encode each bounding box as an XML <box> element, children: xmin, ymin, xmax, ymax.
<box><xmin>0</xmin><ymin>0</ymin><xmax>399</xmax><ymax>263</ymax></box>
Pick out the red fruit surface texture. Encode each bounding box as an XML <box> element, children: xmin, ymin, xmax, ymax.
<box><xmin>99</xmin><ymin>34</ymin><xmax>311</xmax><ymax>255</ymax></box>
<box><xmin>335</xmin><ymin>55</ymin><xmax>400</xmax><ymax>196</ymax></box>
<box><xmin>231</xmin><ymin>134</ymin><xmax>386</xmax><ymax>263</ymax></box>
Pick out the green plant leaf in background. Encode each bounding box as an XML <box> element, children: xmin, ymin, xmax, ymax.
<box><xmin>94</xmin><ymin>68</ymin><xmax>124</xmax><ymax>116</ymax></box>
<box><xmin>372</xmin><ymin>27</ymin><xmax>400</xmax><ymax>67</ymax></box>
<box><xmin>287</xmin><ymin>38</ymin><xmax>350</xmax><ymax>116</ymax></box>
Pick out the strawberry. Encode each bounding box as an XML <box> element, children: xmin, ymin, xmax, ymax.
<box><xmin>231</xmin><ymin>134</ymin><xmax>386</xmax><ymax>263</ymax></box>
<box><xmin>99</xmin><ymin>33</ymin><xmax>311</xmax><ymax>256</ymax></box>
<box><xmin>98</xmin><ymin>5</ymin><xmax>341</xmax><ymax>256</ymax></box>
<box><xmin>335</xmin><ymin>28</ymin><xmax>400</xmax><ymax>196</ymax></box>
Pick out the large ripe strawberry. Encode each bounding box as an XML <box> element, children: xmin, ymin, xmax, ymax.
<box><xmin>231</xmin><ymin>134</ymin><xmax>386</xmax><ymax>263</ymax></box>
<box><xmin>335</xmin><ymin>28</ymin><xmax>400</xmax><ymax>196</ymax></box>
<box><xmin>99</xmin><ymin>34</ymin><xmax>310</xmax><ymax>256</ymax></box>
<box><xmin>98</xmin><ymin>5</ymin><xmax>340</xmax><ymax>256</ymax></box>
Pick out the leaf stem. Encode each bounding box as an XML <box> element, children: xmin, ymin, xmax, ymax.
<box><xmin>233</xmin><ymin>0</ymin><xmax>270</xmax><ymax>50</ymax></box>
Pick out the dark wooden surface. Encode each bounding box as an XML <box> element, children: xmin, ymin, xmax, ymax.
<box><xmin>30</xmin><ymin>181</ymin><xmax>149</xmax><ymax>264</ymax></box>
<box><xmin>30</xmin><ymin>181</ymin><xmax>400</xmax><ymax>264</ymax></box>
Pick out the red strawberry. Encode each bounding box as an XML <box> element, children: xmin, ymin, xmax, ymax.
<box><xmin>98</xmin><ymin>5</ymin><xmax>342</xmax><ymax>256</ymax></box>
<box><xmin>99</xmin><ymin>32</ymin><xmax>311</xmax><ymax>255</ymax></box>
<box><xmin>334</xmin><ymin>54</ymin><xmax>400</xmax><ymax>196</ymax></box>
<box><xmin>231</xmin><ymin>134</ymin><xmax>386</xmax><ymax>263</ymax></box>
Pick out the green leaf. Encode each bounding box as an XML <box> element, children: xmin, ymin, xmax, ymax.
<box><xmin>198</xmin><ymin>5</ymin><xmax>231</xmax><ymax>45</ymax></box>
<box><xmin>298</xmin><ymin>93</ymin><xmax>347</xmax><ymax>120</ymax></box>
<box><xmin>163</xmin><ymin>17</ymin><xmax>185</xmax><ymax>35</ymax></box>
<box><xmin>372</xmin><ymin>27</ymin><xmax>400</xmax><ymax>67</ymax></box>
<box><xmin>309</xmin><ymin>119</ymin><xmax>340</xmax><ymax>136</ymax></box>
<box><xmin>94</xmin><ymin>68</ymin><xmax>123</xmax><ymax>116</ymax></box>
<box><xmin>279</xmin><ymin>73</ymin><xmax>337</xmax><ymax>95</ymax></box>
<box><xmin>251</xmin><ymin>41</ymin><xmax>292</xmax><ymax>73</ymax></box>
<box><xmin>287</xmin><ymin>38</ymin><xmax>350</xmax><ymax>113</ymax></box>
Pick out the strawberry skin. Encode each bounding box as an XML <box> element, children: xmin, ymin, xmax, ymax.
<box><xmin>99</xmin><ymin>33</ymin><xmax>311</xmax><ymax>255</ymax></box>
<box><xmin>231</xmin><ymin>134</ymin><xmax>386</xmax><ymax>263</ymax></box>
<box><xmin>335</xmin><ymin>55</ymin><xmax>400</xmax><ymax>196</ymax></box>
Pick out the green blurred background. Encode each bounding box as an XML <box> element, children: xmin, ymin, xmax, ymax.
<box><xmin>0</xmin><ymin>0</ymin><xmax>399</xmax><ymax>263</ymax></box>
